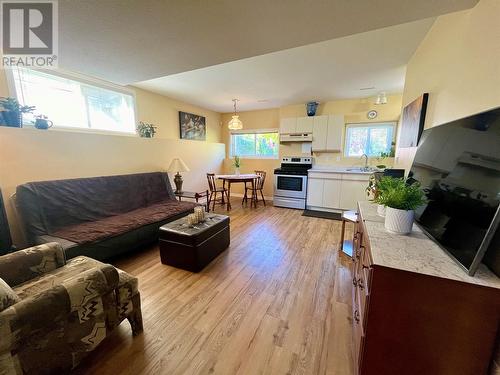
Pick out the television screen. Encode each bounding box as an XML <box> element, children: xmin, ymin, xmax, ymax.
<box><xmin>409</xmin><ymin>107</ymin><xmax>500</xmax><ymax>276</ymax></box>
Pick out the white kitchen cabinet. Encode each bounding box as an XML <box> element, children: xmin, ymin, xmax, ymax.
<box><xmin>312</xmin><ymin>115</ymin><xmax>328</xmax><ymax>151</ymax></box>
<box><xmin>296</xmin><ymin>117</ymin><xmax>314</xmax><ymax>133</ymax></box>
<box><xmin>312</xmin><ymin>115</ymin><xmax>345</xmax><ymax>152</ymax></box>
<box><xmin>307</xmin><ymin>171</ymin><xmax>369</xmax><ymax>211</ymax></box>
<box><xmin>339</xmin><ymin>179</ymin><xmax>368</xmax><ymax>210</ymax></box>
<box><xmin>307</xmin><ymin>178</ymin><xmax>324</xmax><ymax>207</ymax></box>
<box><xmin>280</xmin><ymin>118</ymin><xmax>297</xmax><ymax>134</ymax></box>
<box><xmin>323</xmin><ymin>179</ymin><xmax>342</xmax><ymax>208</ymax></box>
<box><xmin>326</xmin><ymin>115</ymin><xmax>344</xmax><ymax>151</ymax></box>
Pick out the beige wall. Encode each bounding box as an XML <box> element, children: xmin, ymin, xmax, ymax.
<box><xmin>396</xmin><ymin>0</ymin><xmax>500</xmax><ymax>171</ymax></box>
<box><xmin>0</xmin><ymin>70</ymin><xmax>224</xmax><ymax>246</ymax></box>
<box><xmin>221</xmin><ymin>95</ymin><xmax>403</xmax><ymax>196</ymax></box>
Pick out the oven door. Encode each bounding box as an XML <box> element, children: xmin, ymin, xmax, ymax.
<box><xmin>274</xmin><ymin>174</ymin><xmax>307</xmax><ymax>199</ymax></box>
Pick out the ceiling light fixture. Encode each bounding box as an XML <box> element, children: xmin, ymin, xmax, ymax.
<box><xmin>375</xmin><ymin>92</ymin><xmax>388</xmax><ymax>105</ymax></box>
<box><xmin>228</xmin><ymin>99</ymin><xmax>243</xmax><ymax>130</ymax></box>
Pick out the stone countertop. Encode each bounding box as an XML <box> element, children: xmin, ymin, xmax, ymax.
<box><xmin>308</xmin><ymin>167</ymin><xmax>375</xmax><ymax>175</ymax></box>
<box><xmin>358</xmin><ymin>201</ymin><xmax>500</xmax><ymax>289</ymax></box>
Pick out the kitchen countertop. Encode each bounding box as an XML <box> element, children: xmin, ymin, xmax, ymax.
<box><xmin>308</xmin><ymin>166</ymin><xmax>376</xmax><ymax>175</ymax></box>
<box><xmin>358</xmin><ymin>201</ymin><xmax>500</xmax><ymax>289</ymax></box>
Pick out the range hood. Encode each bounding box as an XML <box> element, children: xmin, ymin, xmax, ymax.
<box><xmin>280</xmin><ymin>133</ymin><xmax>313</xmax><ymax>142</ymax></box>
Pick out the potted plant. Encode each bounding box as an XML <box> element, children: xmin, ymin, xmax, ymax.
<box><xmin>378</xmin><ymin>178</ymin><xmax>426</xmax><ymax>234</ymax></box>
<box><xmin>371</xmin><ymin>176</ymin><xmax>402</xmax><ymax>216</ymax></box>
<box><xmin>233</xmin><ymin>155</ymin><xmax>241</xmax><ymax>175</ymax></box>
<box><xmin>136</xmin><ymin>121</ymin><xmax>157</xmax><ymax>138</ymax></box>
<box><xmin>0</xmin><ymin>97</ymin><xmax>35</xmax><ymax>127</ymax></box>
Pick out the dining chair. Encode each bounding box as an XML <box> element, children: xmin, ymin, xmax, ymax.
<box><xmin>242</xmin><ymin>170</ymin><xmax>266</xmax><ymax>207</ymax></box>
<box><xmin>206</xmin><ymin>173</ymin><xmax>227</xmax><ymax>211</ymax></box>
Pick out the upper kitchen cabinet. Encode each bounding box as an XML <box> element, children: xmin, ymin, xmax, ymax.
<box><xmin>296</xmin><ymin>117</ymin><xmax>314</xmax><ymax>133</ymax></box>
<box><xmin>280</xmin><ymin>117</ymin><xmax>297</xmax><ymax>134</ymax></box>
<box><xmin>312</xmin><ymin>114</ymin><xmax>345</xmax><ymax>152</ymax></box>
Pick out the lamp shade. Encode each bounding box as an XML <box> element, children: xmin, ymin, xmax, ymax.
<box><xmin>228</xmin><ymin>115</ymin><xmax>243</xmax><ymax>130</ymax></box>
<box><xmin>168</xmin><ymin>158</ymin><xmax>190</xmax><ymax>172</ymax></box>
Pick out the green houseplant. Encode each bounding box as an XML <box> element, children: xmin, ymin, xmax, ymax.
<box><xmin>376</xmin><ymin>177</ymin><xmax>426</xmax><ymax>234</ymax></box>
<box><xmin>233</xmin><ymin>155</ymin><xmax>241</xmax><ymax>175</ymax></box>
<box><xmin>136</xmin><ymin>121</ymin><xmax>157</xmax><ymax>138</ymax></box>
<box><xmin>0</xmin><ymin>97</ymin><xmax>35</xmax><ymax>128</ymax></box>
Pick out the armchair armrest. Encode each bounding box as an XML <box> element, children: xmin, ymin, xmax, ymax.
<box><xmin>0</xmin><ymin>263</ymin><xmax>119</xmax><ymax>352</ymax></box>
<box><xmin>0</xmin><ymin>242</ymin><xmax>65</xmax><ymax>287</ymax></box>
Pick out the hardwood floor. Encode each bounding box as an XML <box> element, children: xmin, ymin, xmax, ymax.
<box><xmin>75</xmin><ymin>201</ymin><xmax>354</xmax><ymax>375</ymax></box>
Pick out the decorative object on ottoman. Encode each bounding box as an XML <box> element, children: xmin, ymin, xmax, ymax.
<box><xmin>168</xmin><ymin>157</ymin><xmax>190</xmax><ymax>193</ymax></box>
<box><xmin>0</xmin><ymin>242</ymin><xmax>143</xmax><ymax>374</ymax></box>
<box><xmin>159</xmin><ymin>213</ymin><xmax>230</xmax><ymax>272</ymax></box>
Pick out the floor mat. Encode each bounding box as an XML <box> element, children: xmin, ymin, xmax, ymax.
<box><xmin>302</xmin><ymin>210</ymin><xmax>342</xmax><ymax>220</ymax></box>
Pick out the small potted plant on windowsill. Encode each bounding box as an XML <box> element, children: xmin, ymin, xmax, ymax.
<box><xmin>0</xmin><ymin>97</ymin><xmax>35</xmax><ymax>128</ymax></box>
<box><xmin>233</xmin><ymin>155</ymin><xmax>241</xmax><ymax>175</ymax></box>
<box><xmin>376</xmin><ymin>177</ymin><xmax>426</xmax><ymax>234</ymax></box>
<box><xmin>136</xmin><ymin>121</ymin><xmax>157</xmax><ymax>138</ymax></box>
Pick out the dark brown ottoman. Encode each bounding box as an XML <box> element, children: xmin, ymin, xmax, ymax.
<box><xmin>159</xmin><ymin>213</ymin><xmax>230</xmax><ymax>272</ymax></box>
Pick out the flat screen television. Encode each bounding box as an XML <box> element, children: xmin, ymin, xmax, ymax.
<box><xmin>409</xmin><ymin>107</ymin><xmax>500</xmax><ymax>277</ymax></box>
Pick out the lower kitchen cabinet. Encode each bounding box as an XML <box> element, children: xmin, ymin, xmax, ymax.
<box><xmin>306</xmin><ymin>171</ymin><xmax>369</xmax><ymax>211</ymax></box>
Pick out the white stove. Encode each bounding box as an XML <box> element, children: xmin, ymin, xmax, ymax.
<box><xmin>273</xmin><ymin>157</ymin><xmax>312</xmax><ymax>209</ymax></box>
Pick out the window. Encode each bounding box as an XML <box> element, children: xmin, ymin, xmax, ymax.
<box><xmin>9</xmin><ymin>68</ymin><xmax>137</xmax><ymax>133</ymax></box>
<box><xmin>344</xmin><ymin>122</ymin><xmax>396</xmax><ymax>157</ymax></box>
<box><xmin>230</xmin><ymin>129</ymin><xmax>279</xmax><ymax>158</ymax></box>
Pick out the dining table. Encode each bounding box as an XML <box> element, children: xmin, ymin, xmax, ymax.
<box><xmin>216</xmin><ymin>174</ymin><xmax>260</xmax><ymax>210</ymax></box>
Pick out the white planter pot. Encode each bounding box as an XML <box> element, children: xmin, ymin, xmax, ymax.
<box><xmin>384</xmin><ymin>207</ymin><xmax>414</xmax><ymax>234</ymax></box>
<box><xmin>234</xmin><ymin>167</ymin><xmax>240</xmax><ymax>176</ymax></box>
<box><xmin>377</xmin><ymin>204</ymin><xmax>386</xmax><ymax>217</ymax></box>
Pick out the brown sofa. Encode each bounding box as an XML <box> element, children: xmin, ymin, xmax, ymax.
<box><xmin>0</xmin><ymin>242</ymin><xmax>142</xmax><ymax>374</ymax></box>
<box><xmin>15</xmin><ymin>172</ymin><xmax>197</xmax><ymax>260</ymax></box>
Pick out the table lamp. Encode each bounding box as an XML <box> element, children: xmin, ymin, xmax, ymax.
<box><xmin>168</xmin><ymin>158</ymin><xmax>190</xmax><ymax>193</ymax></box>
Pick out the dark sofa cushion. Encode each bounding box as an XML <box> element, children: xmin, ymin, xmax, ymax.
<box><xmin>51</xmin><ymin>200</ymin><xmax>197</xmax><ymax>244</ymax></box>
<box><xmin>16</xmin><ymin>172</ymin><xmax>175</xmax><ymax>244</ymax></box>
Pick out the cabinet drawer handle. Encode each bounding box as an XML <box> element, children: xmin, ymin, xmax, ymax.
<box><xmin>352</xmin><ymin>277</ymin><xmax>358</xmax><ymax>287</ymax></box>
<box><xmin>362</xmin><ymin>264</ymin><xmax>369</xmax><ymax>270</ymax></box>
<box><xmin>357</xmin><ymin>278</ymin><xmax>364</xmax><ymax>290</ymax></box>
<box><xmin>354</xmin><ymin>309</ymin><xmax>360</xmax><ymax>323</ymax></box>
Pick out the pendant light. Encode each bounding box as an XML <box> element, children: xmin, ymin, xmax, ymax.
<box><xmin>228</xmin><ymin>99</ymin><xmax>243</xmax><ymax>130</ymax></box>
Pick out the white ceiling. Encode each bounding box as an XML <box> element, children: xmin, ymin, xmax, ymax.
<box><xmin>58</xmin><ymin>0</ymin><xmax>477</xmax><ymax>85</ymax></box>
<box><xmin>134</xmin><ymin>18</ymin><xmax>436</xmax><ymax>112</ymax></box>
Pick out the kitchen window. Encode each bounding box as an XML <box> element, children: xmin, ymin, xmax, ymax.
<box><xmin>344</xmin><ymin>122</ymin><xmax>396</xmax><ymax>157</ymax></box>
<box><xmin>8</xmin><ymin>67</ymin><xmax>137</xmax><ymax>134</ymax></box>
<box><xmin>230</xmin><ymin>129</ymin><xmax>279</xmax><ymax>158</ymax></box>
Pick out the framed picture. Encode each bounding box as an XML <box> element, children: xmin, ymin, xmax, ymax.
<box><xmin>399</xmin><ymin>93</ymin><xmax>429</xmax><ymax>148</ymax></box>
<box><xmin>179</xmin><ymin>111</ymin><xmax>206</xmax><ymax>141</ymax></box>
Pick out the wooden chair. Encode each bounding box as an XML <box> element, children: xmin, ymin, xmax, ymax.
<box><xmin>206</xmin><ymin>173</ymin><xmax>227</xmax><ymax>211</ymax></box>
<box><xmin>242</xmin><ymin>170</ymin><xmax>266</xmax><ymax>207</ymax></box>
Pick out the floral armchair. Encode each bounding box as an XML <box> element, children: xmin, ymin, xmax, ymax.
<box><xmin>0</xmin><ymin>242</ymin><xmax>143</xmax><ymax>374</ymax></box>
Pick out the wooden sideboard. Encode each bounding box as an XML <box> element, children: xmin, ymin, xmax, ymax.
<box><xmin>352</xmin><ymin>202</ymin><xmax>500</xmax><ymax>375</ymax></box>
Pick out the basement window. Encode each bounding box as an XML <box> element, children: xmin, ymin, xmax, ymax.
<box><xmin>230</xmin><ymin>129</ymin><xmax>279</xmax><ymax>159</ymax></box>
<box><xmin>8</xmin><ymin>67</ymin><xmax>137</xmax><ymax>134</ymax></box>
<box><xmin>344</xmin><ymin>122</ymin><xmax>396</xmax><ymax>157</ymax></box>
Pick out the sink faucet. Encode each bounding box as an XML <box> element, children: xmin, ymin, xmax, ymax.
<box><xmin>361</xmin><ymin>154</ymin><xmax>369</xmax><ymax>170</ymax></box>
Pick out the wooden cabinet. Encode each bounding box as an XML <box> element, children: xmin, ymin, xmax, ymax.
<box><xmin>311</xmin><ymin>116</ymin><xmax>328</xmax><ymax>150</ymax></box>
<box><xmin>306</xmin><ymin>177</ymin><xmax>324</xmax><ymax>207</ymax></box>
<box><xmin>306</xmin><ymin>172</ymin><xmax>368</xmax><ymax>211</ymax></box>
<box><xmin>325</xmin><ymin>114</ymin><xmax>344</xmax><ymax>151</ymax></box>
<box><xmin>296</xmin><ymin>117</ymin><xmax>313</xmax><ymax>133</ymax></box>
<box><xmin>279</xmin><ymin>118</ymin><xmax>297</xmax><ymax>134</ymax></box>
<box><xmin>322</xmin><ymin>179</ymin><xmax>342</xmax><ymax>208</ymax></box>
<box><xmin>352</xmin><ymin>204</ymin><xmax>500</xmax><ymax>375</ymax></box>
<box><xmin>312</xmin><ymin>114</ymin><xmax>344</xmax><ymax>152</ymax></box>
